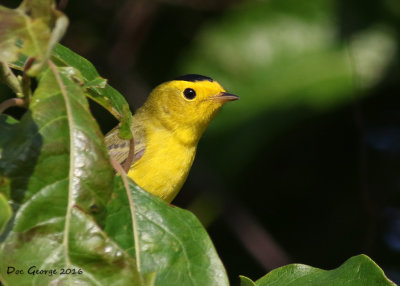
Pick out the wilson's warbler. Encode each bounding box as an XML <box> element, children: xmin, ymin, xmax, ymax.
<box><xmin>105</xmin><ymin>74</ymin><xmax>239</xmax><ymax>202</ymax></box>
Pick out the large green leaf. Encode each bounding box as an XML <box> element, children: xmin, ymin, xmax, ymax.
<box><xmin>0</xmin><ymin>64</ymin><xmax>142</xmax><ymax>285</ymax></box>
<box><xmin>0</xmin><ymin>0</ymin><xmax>68</xmax><ymax>75</ymax></box>
<box><xmin>240</xmin><ymin>255</ymin><xmax>395</xmax><ymax>286</ymax></box>
<box><xmin>105</xmin><ymin>176</ymin><xmax>230</xmax><ymax>286</ymax></box>
<box><xmin>51</xmin><ymin>44</ymin><xmax>133</xmax><ymax>139</ymax></box>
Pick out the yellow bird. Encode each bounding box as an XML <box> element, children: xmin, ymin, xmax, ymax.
<box><xmin>105</xmin><ymin>74</ymin><xmax>239</xmax><ymax>202</ymax></box>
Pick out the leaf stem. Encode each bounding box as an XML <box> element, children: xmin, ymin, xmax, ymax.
<box><xmin>0</xmin><ymin>62</ymin><xmax>23</xmax><ymax>97</ymax></box>
<box><xmin>48</xmin><ymin>60</ymin><xmax>73</xmax><ymax>281</ymax></box>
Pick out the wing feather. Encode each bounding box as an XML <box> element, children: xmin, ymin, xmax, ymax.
<box><xmin>105</xmin><ymin>122</ymin><xmax>146</xmax><ymax>166</ymax></box>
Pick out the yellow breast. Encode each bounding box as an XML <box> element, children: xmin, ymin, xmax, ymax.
<box><xmin>128</xmin><ymin>123</ymin><xmax>197</xmax><ymax>203</ymax></box>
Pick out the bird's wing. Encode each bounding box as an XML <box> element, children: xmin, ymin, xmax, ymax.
<box><xmin>105</xmin><ymin>123</ymin><xmax>146</xmax><ymax>166</ymax></box>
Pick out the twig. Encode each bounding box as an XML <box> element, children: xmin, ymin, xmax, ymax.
<box><xmin>189</xmin><ymin>163</ymin><xmax>291</xmax><ymax>271</ymax></box>
<box><xmin>223</xmin><ymin>199</ymin><xmax>291</xmax><ymax>270</ymax></box>
<box><xmin>0</xmin><ymin>62</ymin><xmax>22</xmax><ymax>97</ymax></box>
<box><xmin>345</xmin><ymin>39</ymin><xmax>377</xmax><ymax>252</ymax></box>
<box><xmin>110</xmin><ymin>157</ymin><xmax>125</xmax><ymax>175</ymax></box>
<box><xmin>122</xmin><ymin>138</ymin><xmax>135</xmax><ymax>173</ymax></box>
<box><xmin>0</xmin><ymin>98</ymin><xmax>26</xmax><ymax>114</ymax></box>
<box><xmin>109</xmin><ymin>0</ymin><xmax>157</xmax><ymax>70</ymax></box>
<box><xmin>21</xmin><ymin>58</ymin><xmax>35</xmax><ymax>102</ymax></box>
<box><xmin>58</xmin><ymin>0</ymin><xmax>69</xmax><ymax>10</ymax></box>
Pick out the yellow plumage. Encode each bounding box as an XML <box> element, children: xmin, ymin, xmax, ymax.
<box><xmin>105</xmin><ymin>74</ymin><xmax>238</xmax><ymax>202</ymax></box>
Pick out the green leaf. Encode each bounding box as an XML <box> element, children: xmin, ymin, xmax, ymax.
<box><xmin>0</xmin><ymin>113</ymin><xmax>18</xmax><ymax>125</ymax></box>
<box><xmin>105</xmin><ymin>176</ymin><xmax>230</xmax><ymax>286</ymax></box>
<box><xmin>0</xmin><ymin>177</ymin><xmax>10</xmax><ymax>199</ymax></box>
<box><xmin>0</xmin><ymin>175</ymin><xmax>12</xmax><ymax>237</ymax></box>
<box><xmin>0</xmin><ymin>0</ymin><xmax>68</xmax><ymax>75</ymax></box>
<box><xmin>7</xmin><ymin>43</ymin><xmax>133</xmax><ymax>139</ymax></box>
<box><xmin>0</xmin><ymin>112</ymin><xmax>40</xmax><ymax>204</ymax></box>
<box><xmin>0</xmin><ymin>114</ymin><xmax>19</xmax><ymax>144</ymax></box>
<box><xmin>253</xmin><ymin>255</ymin><xmax>395</xmax><ymax>286</ymax></box>
<box><xmin>240</xmin><ymin>275</ymin><xmax>256</xmax><ymax>286</ymax></box>
<box><xmin>0</xmin><ymin>177</ymin><xmax>12</xmax><ymax>235</ymax></box>
<box><xmin>0</xmin><ymin>116</ymin><xmax>17</xmax><ymax>238</ymax></box>
<box><xmin>83</xmin><ymin>77</ymin><xmax>108</xmax><ymax>89</ymax></box>
<box><xmin>0</xmin><ymin>193</ymin><xmax>11</xmax><ymax>235</ymax></box>
<box><xmin>0</xmin><ymin>64</ymin><xmax>142</xmax><ymax>285</ymax></box>
<box><xmin>51</xmin><ymin>44</ymin><xmax>133</xmax><ymax>140</ymax></box>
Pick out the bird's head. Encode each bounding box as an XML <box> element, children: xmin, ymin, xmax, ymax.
<box><xmin>142</xmin><ymin>74</ymin><xmax>239</xmax><ymax>140</ymax></box>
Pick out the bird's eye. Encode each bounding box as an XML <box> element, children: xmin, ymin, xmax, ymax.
<box><xmin>183</xmin><ymin>88</ymin><xmax>196</xmax><ymax>100</ymax></box>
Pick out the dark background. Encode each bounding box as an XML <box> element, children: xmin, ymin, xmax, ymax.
<box><xmin>3</xmin><ymin>0</ymin><xmax>400</xmax><ymax>284</ymax></box>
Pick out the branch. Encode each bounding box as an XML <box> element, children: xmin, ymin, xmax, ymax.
<box><xmin>122</xmin><ymin>138</ymin><xmax>135</xmax><ymax>173</ymax></box>
<box><xmin>58</xmin><ymin>0</ymin><xmax>69</xmax><ymax>10</ymax></box>
<box><xmin>21</xmin><ymin>58</ymin><xmax>36</xmax><ymax>102</ymax></box>
<box><xmin>0</xmin><ymin>98</ymin><xmax>26</xmax><ymax>114</ymax></box>
<box><xmin>222</xmin><ymin>201</ymin><xmax>291</xmax><ymax>270</ymax></box>
<box><xmin>110</xmin><ymin>156</ymin><xmax>138</xmax><ymax>188</ymax></box>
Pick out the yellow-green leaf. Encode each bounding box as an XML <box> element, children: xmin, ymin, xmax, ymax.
<box><xmin>0</xmin><ymin>0</ymin><xmax>68</xmax><ymax>75</ymax></box>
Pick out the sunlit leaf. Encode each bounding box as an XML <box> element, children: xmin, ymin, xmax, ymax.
<box><xmin>242</xmin><ymin>255</ymin><xmax>395</xmax><ymax>286</ymax></box>
<box><xmin>240</xmin><ymin>275</ymin><xmax>256</xmax><ymax>286</ymax></box>
<box><xmin>0</xmin><ymin>177</ymin><xmax>11</xmax><ymax>235</ymax></box>
<box><xmin>348</xmin><ymin>27</ymin><xmax>396</xmax><ymax>88</ymax></box>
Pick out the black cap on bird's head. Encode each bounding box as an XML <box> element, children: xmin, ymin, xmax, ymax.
<box><xmin>174</xmin><ymin>74</ymin><xmax>214</xmax><ymax>82</ymax></box>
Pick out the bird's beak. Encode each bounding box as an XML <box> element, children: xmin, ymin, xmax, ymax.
<box><xmin>212</xmin><ymin>92</ymin><xmax>240</xmax><ymax>103</ymax></box>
